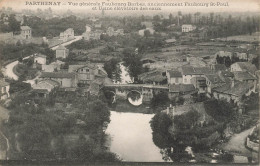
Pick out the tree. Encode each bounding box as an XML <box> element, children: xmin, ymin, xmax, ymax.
<box><xmin>9</xmin><ymin>14</ymin><xmax>20</xmax><ymax>33</ymax></box>
<box><xmin>144</xmin><ymin>29</ymin><xmax>151</xmax><ymax>38</ymax></box>
<box><xmin>150</xmin><ymin>112</ymin><xmax>173</xmax><ymax>148</ymax></box>
<box><xmin>151</xmin><ymin>91</ymin><xmax>170</xmax><ymax>110</ymax></box>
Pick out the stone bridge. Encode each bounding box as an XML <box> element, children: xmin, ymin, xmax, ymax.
<box><xmin>102</xmin><ymin>84</ymin><xmax>169</xmax><ymax>103</ymax></box>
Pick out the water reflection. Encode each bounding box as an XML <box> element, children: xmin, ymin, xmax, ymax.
<box><xmin>106</xmin><ymin>111</ymin><xmax>164</xmax><ymax>162</ymax></box>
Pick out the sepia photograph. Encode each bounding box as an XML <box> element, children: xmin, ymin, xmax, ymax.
<box><xmin>0</xmin><ymin>0</ymin><xmax>259</xmax><ymax>165</ymax></box>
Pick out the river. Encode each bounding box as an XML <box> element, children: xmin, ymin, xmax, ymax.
<box><xmin>106</xmin><ymin>111</ymin><xmax>164</xmax><ymax>162</ymax></box>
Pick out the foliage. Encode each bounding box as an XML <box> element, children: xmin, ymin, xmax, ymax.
<box><xmin>103</xmin><ymin>58</ymin><xmax>121</xmax><ymax>82</ymax></box>
<box><xmin>150</xmin><ymin>91</ymin><xmax>170</xmax><ymax>110</ymax></box>
<box><xmin>150</xmin><ymin>112</ymin><xmax>173</xmax><ymax>148</ymax></box>
<box><xmin>122</xmin><ymin>48</ymin><xmax>144</xmax><ymax>80</ymax></box>
<box><xmin>173</xmin><ymin>110</ymin><xmax>200</xmax><ymax>129</ymax></box>
<box><xmin>67</xmin><ymin>39</ymin><xmax>101</xmax><ymax>50</ymax></box>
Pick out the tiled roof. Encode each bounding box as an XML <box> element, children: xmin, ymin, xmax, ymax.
<box><xmin>41</xmin><ymin>79</ymin><xmax>60</xmax><ymax>86</ymax></box>
<box><xmin>21</xmin><ymin>26</ymin><xmax>31</xmax><ymax>30</ymax></box>
<box><xmin>40</xmin><ymin>72</ymin><xmax>75</xmax><ymax>78</ymax></box>
<box><xmin>68</xmin><ymin>64</ymin><xmax>98</xmax><ymax>73</ymax></box>
<box><xmin>168</xmin><ymin>70</ymin><xmax>182</xmax><ymax>77</ymax></box>
<box><xmin>205</xmin><ymin>74</ymin><xmax>225</xmax><ymax>84</ymax></box>
<box><xmin>233</xmin><ymin>71</ymin><xmax>257</xmax><ymax>81</ymax></box>
<box><xmin>169</xmin><ymin>84</ymin><xmax>195</xmax><ymax>93</ymax></box>
<box><xmin>213</xmin><ymin>81</ymin><xmax>254</xmax><ymax>97</ymax></box>
<box><xmin>0</xmin><ymin>80</ymin><xmax>9</xmax><ymax>87</ymax></box>
<box><xmin>182</xmin><ymin>66</ymin><xmax>212</xmax><ymax>75</ymax></box>
<box><xmin>211</xmin><ymin>64</ymin><xmax>227</xmax><ymax>71</ymax></box>
<box><xmin>235</xmin><ymin>62</ymin><xmax>257</xmax><ymax>74</ymax></box>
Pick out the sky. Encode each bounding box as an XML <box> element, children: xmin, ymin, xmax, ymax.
<box><xmin>0</xmin><ymin>0</ymin><xmax>259</xmax><ymax>15</ymax></box>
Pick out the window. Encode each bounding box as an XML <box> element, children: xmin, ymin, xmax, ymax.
<box><xmin>86</xmin><ymin>68</ymin><xmax>89</xmax><ymax>72</ymax></box>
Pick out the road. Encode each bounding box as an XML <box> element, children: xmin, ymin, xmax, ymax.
<box><xmin>220</xmin><ymin>126</ymin><xmax>258</xmax><ymax>162</ymax></box>
<box><xmin>2</xmin><ymin>35</ymin><xmax>82</xmax><ymax>83</ymax></box>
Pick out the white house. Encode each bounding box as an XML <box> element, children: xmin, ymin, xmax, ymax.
<box><xmin>181</xmin><ymin>66</ymin><xmax>212</xmax><ymax>84</ymax></box>
<box><xmin>20</xmin><ymin>26</ymin><xmax>32</xmax><ymax>39</ymax></box>
<box><xmin>166</xmin><ymin>70</ymin><xmax>182</xmax><ymax>85</ymax></box>
<box><xmin>60</xmin><ymin>28</ymin><xmax>74</xmax><ymax>42</ymax></box>
<box><xmin>34</xmin><ymin>53</ymin><xmax>47</xmax><ymax>65</ymax></box>
<box><xmin>182</xmin><ymin>24</ymin><xmax>196</xmax><ymax>32</ymax></box>
<box><xmin>56</xmin><ymin>45</ymin><xmax>69</xmax><ymax>59</ymax></box>
<box><xmin>0</xmin><ymin>79</ymin><xmax>10</xmax><ymax>100</ymax></box>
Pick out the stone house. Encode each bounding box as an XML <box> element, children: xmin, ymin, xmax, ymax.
<box><xmin>182</xmin><ymin>24</ymin><xmax>196</xmax><ymax>33</ymax></box>
<box><xmin>0</xmin><ymin>79</ymin><xmax>10</xmax><ymax>100</ymax></box>
<box><xmin>190</xmin><ymin>77</ymin><xmax>207</xmax><ymax>94</ymax></box>
<box><xmin>168</xmin><ymin>84</ymin><xmax>196</xmax><ymax>100</ymax></box>
<box><xmin>233</xmin><ymin>71</ymin><xmax>257</xmax><ymax>84</ymax></box>
<box><xmin>181</xmin><ymin>66</ymin><xmax>212</xmax><ymax>84</ymax></box>
<box><xmin>42</xmin><ymin>60</ymin><xmax>65</xmax><ymax>72</ymax></box>
<box><xmin>39</xmin><ymin>72</ymin><xmax>77</xmax><ymax>88</ymax></box>
<box><xmin>20</xmin><ymin>26</ymin><xmax>32</xmax><ymax>39</ymax></box>
<box><xmin>56</xmin><ymin>45</ymin><xmax>69</xmax><ymax>59</ymax></box>
<box><xmin>166</xmin><ymin>70</ymin><xmax>182</xmax><ymax>85</ymax></box>
<box><xmin>60</xmin><ymin>28</ymin><xmax>74</xmax><ymax>42</ymax></box>
<box><xmin>230</xmin><ymin>62</ymin><xmax>257</xmax><ymax>75</ymax></box>
<box><xmin>204</xmin><ymin>74</ymin><xmax>226</xmax><ymax>94</ymax></box>
<box><xmin>215</xmin><ymin>51</ymin><xmax>232</xmax><ymax>58</ymax></box>
<box><xmin>68</xmin><ymin>63</ymin><xmax>107</xmax><ymax>86</ymax></box>
<box><xmin>212</xmin><ymin>80</ymin><xmax>255</xmax><ymax>104</ymax></box>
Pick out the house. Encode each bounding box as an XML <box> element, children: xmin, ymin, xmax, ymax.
<box><xmin>60</xmin><ymin>28</ymin><xmax>74</xmax><ymax>42</ymax></box>
<box><xmin>20</xmin><ymin>26</ymin><xmax>32</xmax><ymax>39</ymax></box>
<box><xmin>39</xmin><ymin>72</ymin><xmax>77</xmax><ymax>88</ymax></box>
<box><xmin>181</xmin><ymin>66</ymin><xmax>212</xmax><ymax>84</ymax></box>
<box><xmin>166</xmin><ymin>70</ymin><xmax>182</xmax><ymax>85</ymax></box>
<box><xmin>33</xmin><ymin>53</ymin><xmax>46</xmax><ymax>65</ymax></box>
<box><xmin>56</xmin><ymin>45</ymin><xmax>69</xmax><ymax>59</ymax></box>
<box><xmin>182</xmin><ymin>24</ymin><xmax>196</xmax><ymax>32</ymax></box>
<box><xmin>94</xmin><ymin>23</ymin><xmax>102</xmax><ymax>29</ymax></box>
<box><xmin>42</xmin><ymin>60</ymin><xmax>65</xmax><ymax>72</ymax></box>
<box><xmin>68</xmin><ymin>63</ymin><xmax>107</xmax><ymax>86</ymax></box>
<box><xmin>234</xmin><ymin>52</ymin><xmax>248</xmax><ymax>60</ymax></box>
<box><xmin>230</xmin><ymin>62</ymin><xmax>257</xmax><ymax>75</ymax></box>
<box><xmin>140</xmin><ymin>57</ymin><xmax>157</xmax><ymax>68</ymax></box>
<box><xmin>190</xmin><ymin>77</ymin><xmax>207</xmax><ymax>94</ymax></box>
<box><xmin>233</xmin><ymin>71</ymin><xmax>257</xmax><ymax>84</ymax></box>
<box><xmin>204</xmin><ymin>74</ymin><xmax>226</xmax><ymax>94</ymax></box>
<box><xmin>0</xmin><ymin>79</ymin><xmax>10</xmax><ymax>100</ymax></box>
<box><xmin>138</xmin><ymin>28</ymin><xmax>155</xmax><ymax>36</ymax></box>
<box><xmin>83</xmin><ymin>30</ymin><xmax>102</xmax><ymax>40</ymax></box>
<box><xmin>85</xmin><ymin>25</ymin><xmax>91</xmax><ymax>32</ymax></box>
<box><xmin>212</xmin><ymin>80</ymin><xmax>255</xmax><ymax>104</ymax></box>
<box><xmin>168</xmin><ymin>84</ymin><xmax>196</xmax><ymax>99</ymax></box>
<box><xmin>32</xmin><ymin>79</ymin><xmax>59</xmax><ymax>93</ymax></box>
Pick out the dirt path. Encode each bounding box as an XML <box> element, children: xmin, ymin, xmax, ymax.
<box><xmin>220</xmin><ymin>126</ymin><xmax>257</xmax><ymax>158</ymax></box>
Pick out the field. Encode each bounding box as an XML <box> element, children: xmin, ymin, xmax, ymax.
<box><xmin>217</xmin><ymin>32</ymin><xmax>260</xmax><ymax>42</ymax></box>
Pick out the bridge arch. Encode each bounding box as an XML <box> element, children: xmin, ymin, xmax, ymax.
<box><xmin>127</xmin><ymin>90</ymin><xmax>143</xmax><ymax>106</ymax></box>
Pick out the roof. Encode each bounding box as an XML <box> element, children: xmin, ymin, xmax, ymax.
<box><xmin>40</xmin><ymin>72</ymin><xmax>75</xmax><ymax>79</ymax></box>
<box><xmin>168</xmin><ymin>70</ymin><xmax>182</xmax><ymax>78</ymax></box>
<box><xmin>56</xmin><ymin>45</ymin><xmax>67</xmax><ymax>50</ymax></box>
<box><xmin>169</xmin><ymin>84</ymin><xmax>195</xmax><ymax>93</ymax></box>
<box><xmin>68</xmin><ymin>64</ymin><xmax>98</xmax><ymax>73</ymax></box>
<box><xmin>233</xmin><ymin>71</ymin><xmax>257</xmax><ymax>81</ymax></box>
<box><xmin>21</xmin><ymin>26</ymin><xmax>31</xmax><ymax>30</ymax></box>
<box><xmin>39</xmin><ymin>79</ymin><xmax>60</xmax><ymax>87</ymax></box>
<box><xmin>213</xmin><ymin>81</ymin><xmax>254</xmax><ymax>97</ymax></box>
<box><xmin>234</xmin><ymin>62</ymin><xmax>257</xmax><ymax>74</ymax></box>
<box><xmin>205</xmin><ymin>74</ymin><xmax>225</xmax><ymax>84</ymax></box>
<box><xmin>31</xmin><ymin>89</ymin><xmax>49</xmax><ymax>94</ymax></box>
<box><xmin>182</xmin><ymin>66</ymin><xmax>212</xmax><ymax>75</ymax></box>
<box><xmin>0</xmin><ymin>80</ymin><xmax>9</xmax><ymax>87</ymax></box>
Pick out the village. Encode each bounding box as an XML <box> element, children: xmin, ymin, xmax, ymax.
<box><xmin>0</xmin><ymin>6</ymin><xmax>259</xmax><ymax>163</ymax></box>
